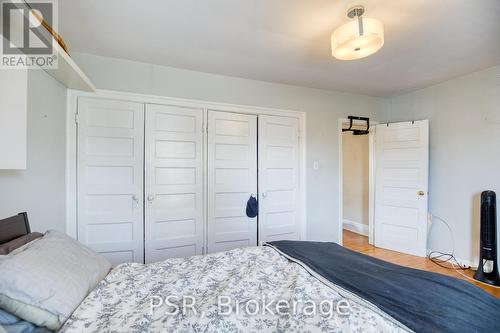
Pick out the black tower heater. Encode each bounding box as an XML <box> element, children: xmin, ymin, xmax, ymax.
<box><xmin>474</xmin><ymin>191</ymin><xmax>500</xmax><ymax>286</ymax></box>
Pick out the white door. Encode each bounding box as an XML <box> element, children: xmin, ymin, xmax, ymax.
<box><xmin>258</xmin><ymin>115</ymin><xmax>301</xmax><ymax>244</ymax></box>
<box><xmin>145</xmin><ymin>104</ymin><xmax>204</xmax><ymax>263</ymax></box>
<box><xmin>207</xmin><ymin>111</ymin><xmax>258</xmax><ymax>253</ymax></box>
<box><xmin>374</xmin><ymin>120</ymin><xmax>429</xmax><ymax>257</ymax></box>
<box><xmin>77</xmin><ymin>98</ymin><xmax>144</xmax><ymax>266</ymax></box>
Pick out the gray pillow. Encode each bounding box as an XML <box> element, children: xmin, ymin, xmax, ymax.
<box><xmin>0</xmin><ymin>230</ymin><xmax>111</xmax><ymax>330</ymax></box>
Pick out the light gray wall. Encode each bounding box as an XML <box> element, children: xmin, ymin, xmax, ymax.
<box><xmin>1</xmin><ymin>53</ymin><xmax>494</xmax><ymax>264</ymax></box>
<box><xmin>72</xmin><ymin>52</ymin><xmax>387</xmax><ymax>243</ymax></box>
<box><xmin>0</xmin><ymin>70</ymin><xmax>67</xmax><ymax>233</ymax></box>
<box><xmin>381</xmin><ymin>66</ymin><xmax>500</xmax><ymax>264</ymax></box>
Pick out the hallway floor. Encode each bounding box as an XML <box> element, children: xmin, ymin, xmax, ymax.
<box><xmin>342</xmin><ymin>229</ymin><xmax>499</xmax><ymax>298</ymax></box>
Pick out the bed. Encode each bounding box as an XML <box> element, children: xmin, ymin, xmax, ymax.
<box><xmin>1</xmin><ymin>213</ymin><xmax>499</xmax><ymax>333</ymax></box>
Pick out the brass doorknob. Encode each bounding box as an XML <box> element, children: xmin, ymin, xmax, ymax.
<box><xmin>417</xmin><ymin>191</ymin><xmax>425</xmax><ymax>196</ymax></box>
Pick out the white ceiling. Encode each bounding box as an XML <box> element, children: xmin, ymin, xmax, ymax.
<box><xmin>59</xmin><ymin>0</ymin><xmax>500</xmax><ymax>97</ymax></box>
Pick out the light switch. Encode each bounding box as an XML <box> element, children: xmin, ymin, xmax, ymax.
<box><xmin>313</xmin><ymin>161</ymin><xmax>319</xmax><ymax>170</ymax></box>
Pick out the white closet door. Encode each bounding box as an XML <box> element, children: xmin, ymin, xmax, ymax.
<box><xmin>207</xmin><ymin>111</ymin><xmax>258</xmax><ymax>253</ymax></box>
<box><xmin>145</xmin><ymin>104</ymin><xmax>204</xmax><ymax>263</ymax></box>
<box><xmin>77</xmin><ymin>98</ymin><xmax>144</xmax><ymax>266</ymax></box>
<box><xmin>374</xmin><ymin>120</ymin><xmax>429</xmax><ymax>257</ymax></box>
<box><xmin>258</xmin><ymin>115</ymin><xmax>301</xmax><ymax>244</ymax></box>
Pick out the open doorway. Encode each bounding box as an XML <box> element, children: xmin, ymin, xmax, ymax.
<box><xmin>339</xmin><ymin>118</ymin><xmax>429</xmax><ymax>256</ymax></box>
<box><xmin>338</xmin><ymin>117</ymin><xmax>375</xmax><ymax>246</ymax></box>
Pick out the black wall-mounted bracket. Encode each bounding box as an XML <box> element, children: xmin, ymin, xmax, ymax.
<box><xmin>342</xmin><ymin>116</ymin><xmax>370</xmax><ymax>135</ymax></box>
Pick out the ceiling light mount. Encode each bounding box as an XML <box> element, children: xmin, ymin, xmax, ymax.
<box><xmin>331</xmin><ymin>5</ymin><xmax>384</xmax><ymax>60</ymax></box>
<box><xmin>347</xmin><ymin>6</ymin><xmax>365</xmax><ymax>19</ymax></box>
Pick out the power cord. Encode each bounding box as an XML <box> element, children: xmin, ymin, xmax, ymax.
<box><xmin>428</xmin><ymin>251</ymin><xmax>470</xmax><ymax>270</ymax></box>
<box><xmin>428</xmin><ymin>215</ymin><xmax>500</xmax><ymax>289</ymax></box>
<box><xmin>428</xmin><ymin>215</ymin><xmax>470</xmax><ymax>270</ymax></box>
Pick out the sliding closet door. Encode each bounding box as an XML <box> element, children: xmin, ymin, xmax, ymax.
<box><xmin>77</xmin><ymin>98</ymin><xmax>144</xmax><ymax>266</ymax></box>
<box><xmin>207</xmin><ymin>111</ymin><xmax>258</xmax><ymax>253</ymax></box>
<box><xmin>145</xmin><ymin>104</ymin><xmax>204</xmax><ymax>263</ymax></box>
<box><xmin>258</xmin><ymin>115</ymin><xmax>301</xmax><ymax>244</ymax></box>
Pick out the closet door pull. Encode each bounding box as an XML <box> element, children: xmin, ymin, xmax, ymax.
<box><xmin>147</xmin><ymin>195</ymin><xmax>155</xmax><ymax>203</ymax></box>
<box><xmin>132</xmin><ymin>195</ymin><xmax>140</xmax><ymax>208</ymax></box>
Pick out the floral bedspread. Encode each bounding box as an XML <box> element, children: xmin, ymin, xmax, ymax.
<box><xmin>59</xmin><ymin>246</ymin><xmax>410</xmax><ymax>333</ymax></box>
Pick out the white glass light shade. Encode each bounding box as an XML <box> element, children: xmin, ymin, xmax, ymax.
<box><xmin>331</xmin><ymin>18</ymin><xmax>384</xmax><ymax>60</ymax></box>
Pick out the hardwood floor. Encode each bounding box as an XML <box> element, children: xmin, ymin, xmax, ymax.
<box><xmin>342</xmin><ymin>229</ymin><xmax>500</xmax><ymax>298</ymax></box>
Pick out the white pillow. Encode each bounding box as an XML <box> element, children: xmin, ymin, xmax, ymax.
<box><xmin>0</xmin><ymin>230</ymin><xmax>111</xmax><ymax>330</ymax></box>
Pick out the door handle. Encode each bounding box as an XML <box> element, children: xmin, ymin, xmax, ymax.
<box><xmin>262</xmin><ymin>192</ymin><xmax>267</xmax><ymax>198</ymax></box>
<box><xmin>147</xmin><ymin>195</ymin><xmax>155</xmax><ymax>203</ymax></box>
<box><xmin>417</xmin><ymin>191</ymin><xmax>425</xmax><ymax>196</ymax></box>
<box><xmin>132</xmin><ymin>195</ymin><xmax>140</xmax><ymax>207</ymax></box>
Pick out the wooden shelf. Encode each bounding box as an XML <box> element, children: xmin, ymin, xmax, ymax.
<box><xmin>44</xmin><ymin>40</ymin><xmax>96</xmax><ymax>92</ymax></box>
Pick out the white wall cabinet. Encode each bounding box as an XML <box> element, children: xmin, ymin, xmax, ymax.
<box><xmin>0</xmin><ymin>69</ymin><xmax>28</xmax><ymax>169</ymax></box>
<box><xmin>74</xmin><ymin>96</ymin><xmax>304</xmax><ymax>264</ymax></box>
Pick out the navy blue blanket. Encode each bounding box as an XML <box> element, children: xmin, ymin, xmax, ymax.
<box><xmin>267</xmin><ymin>241</ymin><xmax>500</xmax><ymax>333</ymax></box>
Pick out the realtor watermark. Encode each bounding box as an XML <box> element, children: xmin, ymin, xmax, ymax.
<box><xmin>1</xmin><ymin>0</ymin><xmax>58</xmax><ymax>69</ymax></box>
<box><xmin>150</xmin><ymin>295</ymin><xmax>352</xmax><ymax>320</ymax></box>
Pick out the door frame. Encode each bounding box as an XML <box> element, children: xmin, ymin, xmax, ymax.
<box><xmin>338</xmin><ymin>118</ymin><xmax>378</xmax><ymax>246</ymax></box>
<box><xmin>65</xmin><ymin>89</ymin><xmax>307</xmax><ymax>244</ymax></box>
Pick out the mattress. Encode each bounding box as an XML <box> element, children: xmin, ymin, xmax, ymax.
<box><xmin>59</xmin><ymin>246</ymin><xmax>408</xmax><ymax>332</ymax></box>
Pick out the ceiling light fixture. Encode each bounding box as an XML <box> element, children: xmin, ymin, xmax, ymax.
<box><xmin>331</xmin><ymin>6</ymin><xmax>384</xmax><ymax>60</ymax></box>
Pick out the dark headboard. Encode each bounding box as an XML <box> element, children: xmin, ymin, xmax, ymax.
<box><xmin>0</xmin><ymin>212</ymin><xmax>31</xmax><ymax>245</ymax></box>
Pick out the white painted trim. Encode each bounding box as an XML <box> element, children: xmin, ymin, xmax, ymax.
<box><xmin>338</xmin><ymin>118</ymin><xmax>378</xmax><ymax>246</ymax></box>
<box><xmin>68</xmin><ymin>89</ymin><xmax>304</xmax><ymax>118</ymax></box>
<box><xmin>338</xmin><ymin>120</ymin><xmax>343</xmax><ymax>246</ymax></box>
<box><xmin>65</xmin><ymin>90</ymin><xmax>78</xmax><ymax>239</ymax></box>
<box><xmin>343</xmin><ymin>219</ymin><xmax>369</xmax><ymax>236</ymax></box>
<box><xmin>299</xmin><ymin>116</ymin><xmax>307</xmax><ymax>240</ymax></box>
<box><xmin>203</xmin><ymin>108</ymin><xmax>208</xmax><ymax>254</ymax></box>
<box><xmin>65</xmin><ymin>89</ymin><xmax>307</xmax><ymax>243</ymax></box>
<box><xmin>368</xmin><ymin>128</ymin><xmax>375</xmax><ymax>245</ymax></box>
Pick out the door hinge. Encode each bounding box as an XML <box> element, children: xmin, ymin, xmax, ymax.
<box><xmin>74</xmin><ymin>113</ymin><xmax>79</xmax><ymax>124</ymax></box>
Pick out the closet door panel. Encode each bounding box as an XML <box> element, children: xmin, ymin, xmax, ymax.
<box><xmin>258</xmin><ymin>115</ymin><xmax>301</xmax><ymax>243</ymax></box>
<box><xmin>207</xmin><ymin>111</ymin><xmax>258</xmax><ymax>253</ymax></box>
<box><xmin>145</xmin><ymin>104</ymin><xmax>204</xmax><ymax>263</ymax></box>
<box><xmin>77</xmin><ymin>98</ymin><xmax>144</xmax><ymax>266</ymax></box>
